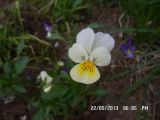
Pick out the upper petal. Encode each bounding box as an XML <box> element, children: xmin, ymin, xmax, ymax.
<box><xmin>92</xmin><ymin>32</ymin><xmax>115</xmax><ymax>52</ymax></box>
<box><xmin>70</xmin><ymin>62</ymin><xmax>100</xmax><ymax>84</ymax></box>
<box><xmin>76</xmin><ymin>28</ymin><xmax>95</xmax><ymax>54</ymax></box>
<box><xmin>90</xmin><ymin>47</ymin><xmax>111</xmax><ymax>66</ymax></box>
<box><xmin>68</xmin><ymin>43</ymin><xmax>88</xmax><ymax>63</ymax></box>
<box><xmin>37</xmin><ymin>71</ymin><xmax>48</xmax><ymax>81</ymax></box>
<box><xmin>119</xmin><ymin>44</ymin><xmax>128</xmax><ymax>54</ymax></box>
<box><xmin>46</xmin><ymin>76</ymin><xmax>53</xmax><ymax>83</ymax></box>
<box><xmin>37</xmin><ymin>71</ymin><xmax>53</xmax><ymax>83</ymax></box>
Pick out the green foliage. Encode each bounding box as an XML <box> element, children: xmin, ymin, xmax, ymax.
<box><xmin>12</xmin><ymin>84</ymin><xmax>27</xmax><ymax>93</ymax></box>
<box><xmin>136</xmin><ymin>110</ymin><xmax>150</xmax><ymax>120</ymax></box>
<box><xmin>94</xmin><ymin>87</ymin><xmax>107</xmax><ymax>97</ymax></box>
<box><xmin>95</xmin><ymin>0</ymin><xmax>119</xmax><ymax>6</ymax></box>
<box><xmin>0</xmin><ymin>9</ymin><xmax>28</xmax><ymax>95</ymax></box>
<box><xmin>15</xmin><ymin>56</ymin><xmax>29</xmax><ymax>74</ymax></box>
<box><xmin>51</xmin><ymin>0</ymin><xmax>91</xmax><ymax>20</ymax></box>
<box><xmin>123</xmin><ymin>63</ymin><xmax>160</xmax><ymax>97</ymax></box>
<box><xmin>33</xmin><ymin>108</ymin><xmax>46</xmax><ymax>120</ymax></box>
<box><xmin>119</xmin><ymin>0</ymin><xmax>160</xmax><ymax>45</ymax></box>
<box><xmin>17</xmin><ymin>40</ymin><xmax>25</xmax><ymax>55</ymax></box>
<box><xmin>30</xmin><ymin>68</ymin><xmax>107</xmax><ymax>119</ymax></box>
<box><xmin>120</xmin><ymin>0</ymin><xmax>160</xmax><ymax>27</ymax></box>
<box><xmin>48</xmin><ymin>33</ymin><xmax>65</xmax><ymax>41</ymax></box>
<box><xmin>41</xmin><ymin>85</ymin><xmax>68</xmax><ymax>100</ymax></box>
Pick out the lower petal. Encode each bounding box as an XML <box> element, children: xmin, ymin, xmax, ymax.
<box><xmin>43</xmin><ymin>84</ymin><xmax>52</xmax><ymax>92</ymax></box>
<box><xmin>70</xmin><ymin>62</ymin><xmax>100</xmax><ymax>84</ymax></box>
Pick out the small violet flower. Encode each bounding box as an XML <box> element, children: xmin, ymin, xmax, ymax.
<box><xmin>44</xmin><ymin>23</ymin><xmax>52</xmax><ymax>38</ymax></box>
<box><xmin>61</xmin><ymin>67</ymin><xmax>69</xmax><ymax>73</ymax></box>
<box><xmin>120</xmin><ymin>38</ymin><xmax>135</xmax><ymax>59</ymax></box>
<box><xmin>27</xmin><ymin>75</ymin><xmax>34</xmax><ymax>81</ymax></box>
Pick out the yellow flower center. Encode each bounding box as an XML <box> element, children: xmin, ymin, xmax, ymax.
<box><xmin>128</xmin><ymin>50</ymin><xmax>133</xmax><ymax>55</ymax></box>
<box><xmin>77</xmin><ymin>60</ymin><xmax>96</xmax><ymax>77</ymax></box>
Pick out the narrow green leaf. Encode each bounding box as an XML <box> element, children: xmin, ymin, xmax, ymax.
<box><xmin>17</xmin><ymin>39</ymin><xmax>25</xmax><ymax>55</ymax></box>
<box><xmin>73</xmin><ymin>0</ymin><xmax>82</xmax><ymax>7</ymax></box>
<box><xmin>123</xmin><ymin>65</ymin><xmax>160</xmax><ymax>97</ymax></box>
<box><xmin>88</xmin><ymin>23</ymin><xmax>107</xmax><ymax>29</ymax></box>
<box><xmin>33</xmin><ymin>108</ymin><xmax>46</xmax><ymax>120</ymax></box>
<box><xmin>12</xmin><ymin>84</ymin><xmax>27</xmax><ymax>93</ymax></box>
<box><xmin>3</xmin><ymin>62</ymin><xmax>11</xmax><ymax>76</ymax></box>
<box><xmin>15</xmin><ymin>56</ymin><xmax>29</xmax><ymax>74</ymax></box>
<box><xmin>49</xmin><ymin>33</ymin><xmax>65</xmax><ymax>40</ymax></box>
<box><xmin>41</xmin><ymin>85</ymin><xmax>68</xmax><ymax>100</ymax></box>
<box><xmin>94</xmin><ymin>88</ymin><xmax>107</xmax><ymax>97</ymax></box>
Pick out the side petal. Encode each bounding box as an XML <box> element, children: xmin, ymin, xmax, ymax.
<box><xmin>37</xmin><ymin>71</ymin><xmax>48</xmax><ymax>81</ymax></box>
<box><xmin>46</xmin><ymin>76</ymin><xmax>53</xmax><ymax>83</ymax></box>
<box><xmin>119</xmin><ymin>44</ymin><xmax>128</xmax><ymax>54</ymax></box>
<box><xmin>76</xmin><ymin>28</ymin><xmax>94</xmax><ymax>54</ymax></box>
<box><xmin>43</xmin><ymin>84</ymin><xmax>52</xmax><ymax>92</ymax></box>
<box><xmin>70</xmin><ymin>62</ymin><xmax>100</xmax><ymax>84</ymax></box>
<box><xmin>68</xmin><ymin>43</ymin><xmax>88</xmax><ymax>63</ymax></box>
<box><xmin>90</xmin><ymin>47</ymin><xmax>111</xmax><ymax>66</ymax></box>
<box><xmin>92</xmin><ymin>32</ymin><xmax>115</xmax><ymax>52</ymax></box>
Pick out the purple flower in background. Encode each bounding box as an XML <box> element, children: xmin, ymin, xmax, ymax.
<box><xmin>44</xmin><ymin>23</ymin><xmax>52</xmax><ymax>32</ymax></box>
<box><xmin>44</xmin><ymin>23</ymin><xmax>52</xmax><ymax>38</ymax></box>
<box><xmin>120</xmin><ymin>37</ymin><xmax>135</xmax><ymax>59</ymax></box>
<box><xmin>27</xmin><ymin>75</ymin><xmax>35</xmax><ymax>81</ymax></box>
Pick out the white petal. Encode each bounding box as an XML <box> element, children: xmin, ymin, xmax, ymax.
<box><xmin>92</xmin><ymin>32</ymin><xmax>115</xmax><ymax>52</ymax></box>
<box><xmin>57</xmin><ymin>61</ymin><xmax>64</xmax><ymax>66</ymax></box>
<box><xmin>38</xmin><ymin>71</ymin><xmax>48</xmax><ymax>81</ymax></box>
<box><xmin>46</xmin><ymin>32</ymin><xmax>52</xmax><ymax>38</ymax></box>
<box><xmin>90</xmin><ymin>47</ymin><xmax>111</xmax><ymax>66</ymax></box>
<box><xmin>76</xmin><ymin>28</ymin><xmax>94</xmax><ymax>54</ymax></box>
<box><xmin>70</xmin><ymin>62</ymin><xmax>100</xmax><ymax>84</ymax></box>
<box><xmin>37</xmin><ymin>71</ymin><xmax>53</xmax><ymax>83</ymax></box>
<box><xmin>43</xmin><ymin>84</ymin><xmax>52</xmax><ymax>92</ymax></box>
<box><xmin>46</xmin><ymin>76</ymin><xmax>53</xmax><ymax>83</ymax></box>
<box><xmin>68</xmin><ymin>43</ymin><xmax>88</xmax><ymax>63</ymax></box>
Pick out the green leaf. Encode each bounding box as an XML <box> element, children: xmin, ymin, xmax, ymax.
<box><xmin>94</xmin><ymin>88</ymin><xmax>107</xmax><ymax>97</ymax></box>
<box><xmin>41</xmin><ymin>85</ymin><xmax>68</xmax><ymax>100</ymax></box>
<box><xmin>73</xmin><ymin>0</ymin><xmax>82</xmax><ymax>7</ymax></box>
<box><xmin>17</xmin><ymin>39</ymin><xmax>25</xmax><ymax>55</ymax></box>
<box><xmin>49</xmin><ymin>33</ymin><xmax>65</xmax><ymax>40</ymax></box>
<box><xmin>33</xmin><ymin>108</ymin><xmax>46</xmax><ymax>120</ymax></box>
<box><xmin>109</xmin><ymin>27</ymin><xmax>155</xmax><ymax>33</ymax></box>
<box><xmin>3</xmin><ymin>62</ymin><xmax>11</xmax><ymax>76</ymax></box>
<box><xmin>0</xmin><ymin>58</ymin><xmax>3</xmax><ymax>66</ymax></box>
<box><xmin>88</xmin><ymin>23</ymin><xmax>107</xmax><ymax>29</ymax></box>
<box><xmin>123</xmin><ymin>65</ymin><xmax>160</xmax><ymax>97</ymax></box>
<box><xmin>88</xmin><ymin>22</ymin><xmax>155</xmax><ymax>33</ymax></box>
<box><xmin>12</xmin><ymin>84</ymin><xmax>27</xmax><ymax>93</ymax></box>
<box><xmin>15</xmin><ymin>56</ymin><xmax>29</xmax><ymax>74</ymax></box>
<box><xmin>60</xmin><ymin>71</ymin><xmax>70</xmax><ymax>80</ymax></box>
<box><xmin>16</xmin><ymin>35</ymin><xmax>51</xmax><ymax>46</ymax></box>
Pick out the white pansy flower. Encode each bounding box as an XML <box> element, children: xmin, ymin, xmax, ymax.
<box><xmin>37</xmin><ymin>71</ymin><xmax>53</xmax><ymax>92</ymax></box>
<box><xmin>68</xmin><ymin>28</ymin><xmax>115</xmax><ymax>84</ymax></box>
<box><xmin>37</xmin><ymin>71</ymin><xmax>52</xmax><ymax>83</ymax></box>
